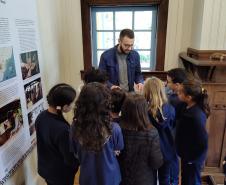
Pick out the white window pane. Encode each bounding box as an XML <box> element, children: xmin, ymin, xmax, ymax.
<box><xmin>134</xmin><ymin>32</ymin><xmax>151</xmax><ymax>49</ymax></box>
<box><xmin>97</xmin><ymin>50</ymin><xmax>105</xmax><ymax>65</ymax></box>
<box><xmin>97</xmin><ymin>32</ymin><xmax>113</xmax><ymax>49</ymax></box>
<box><xmin>96</xmin><ymin>12</ymin><xmax>113</xmax><ymax>30</ymax></box>
<box><xmin>115</xmin><ymin>32</ymin><xmax>120</xmax><ymax>45</ymax></box>
<box><xmin>115</xmin><ymin>12</ymin><xmax>132</xmax><ymax>30</ymax></box>
<box><xmin>138</xmin><ymin>51</ymin><xmax>151</xmax><ymax>68</ymax></box>
<box><xmin>134</xmin><ymin>11</ymin><xmax>152</xmax><ymax>30</ymax></box>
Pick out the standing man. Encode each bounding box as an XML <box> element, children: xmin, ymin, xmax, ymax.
<box><xmin>99</xmin><ymin>29</ymin><xmax>143</xmax><ymax>92</ymax></box>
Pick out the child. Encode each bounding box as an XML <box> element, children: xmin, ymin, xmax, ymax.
<box><xmin>143</xmin><ymin>77</ymin><xmax>176</xmax><ymax>185</ymax></box>
<box><xmin>83</xmin><ymin>67</ymin><xmax>108</xmax><ymax>84</ymax></box>
<box><xmin>77</xmin><ymin>67</ymin><xmax>109</xmax><ymax>94</ymax></box>
<box><xmin>118</xmin><ymin>93</ymin><xmax>163</xmax><ymax>185</ymax></box>
<box><xmin>35</xmin><ymin>83</ymin><xmax>79</xmax><ymax>185</ymax></box>
<box><xmin>110</xmin><ymin>88</ymin><xmax>126</xmax><ymax>123</ymax></box>
<box><xmin>166</xmin><ymin>68</ymin><xmax>192</xmax><ymax>184</ymax></box>
<box><xmin>71</xmin><ymin>82</ymin><xmax>124</xmax><ymax>185</ymax></box>
<box><xmin>176</xmin><ymin>79</ymin><xmax>210</xmax><ymax>185</ymax></box>
<box><xmin>167</xmin><ymin>68</ymin><xmax>188</xmax><ymax>104</ymax></box>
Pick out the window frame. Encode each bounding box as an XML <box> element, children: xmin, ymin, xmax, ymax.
<box><xmin>81</xmin><ymin>0</ymin><xmax>169</xmax><ymax>71</ymax></box>
<box><xmin>91</xmin><ymin>6</ymin><xmax>157</xmax><ymax>70</ymax></box>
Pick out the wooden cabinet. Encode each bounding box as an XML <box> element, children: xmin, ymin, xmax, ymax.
<box><xmin>204</xmin><ymin>84</ymin><xmax>226</xmax><ymax>172</ymax></box>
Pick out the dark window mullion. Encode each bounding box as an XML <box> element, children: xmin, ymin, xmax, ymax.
<box><xmin>113</xmin><ymin>10</ymin><xmax>116</xmax><ymax>45</ymax></box>
<box><xmin>92</xmin><ymin>10</ymin><xmax>98</xmax><ymax>67</ymax></box>
<box><xmin>96</xmin><ymin>30</ymin><xmax>115</xmax><ymax>32</ymax></box>
<box><xmin>151</xmin><ymin>9</ymin><xmax>157</xmax><ymax>69</ymax></box>
<box><xmin>133</xmin><ymin>29</ymin><xmax>152</xmax><ymax>32</ymax></box>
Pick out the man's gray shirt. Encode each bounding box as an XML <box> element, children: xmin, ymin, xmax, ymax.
<box><xmin>117</xmin><ymin>52</ymin><xmax>129</xmax><ymax>91</ymax></box>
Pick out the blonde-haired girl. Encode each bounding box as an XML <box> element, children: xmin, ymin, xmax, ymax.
<box><xmin>143</xmin><ymin>77</ymin><xmax>177</xmax><ymax>185</ymax></box>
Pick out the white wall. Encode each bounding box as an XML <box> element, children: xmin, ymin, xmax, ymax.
<box><xmin>200</xmin><ymin>0</ymin><xmax>226</xmax><ymax>49</ymax></box>
<box><xmin>190</xmin><ymin>0</ymin><xmax>226</xmax><ymax>50</ymax></box>
<box><xmin>36</xmin><ymin>0</ymin><xmax>84</xmax><ymax>90</ymax></box>
<box><xmin>190</xmin><ymin>0</ymin><xmax>204</xmax><ymax>49</ymax></box>
<box><xmin>164</xmin><ymin>0</ymin><xmax>194</xmax><ymax>70</ymax></box>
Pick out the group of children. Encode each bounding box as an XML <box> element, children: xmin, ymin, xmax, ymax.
<box><xmin>35</xmin><ymin>68</ymin><xmax>211</xmax><ymax>185</ymax></box>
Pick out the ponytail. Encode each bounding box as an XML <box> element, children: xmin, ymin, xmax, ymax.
<box><xmin>182</xmin><ymin>80</ymin><xmax>210</xmax><ymax>117</ymax></box>
<box><xmin>47</xmin><ymin>83</ymin><xmax>76</xmax><ymax>118</ymax></box>
<box><xmin>198</xmin><ymin>89</ymin><xmax>210</xmax><ymax>118</ymax></box>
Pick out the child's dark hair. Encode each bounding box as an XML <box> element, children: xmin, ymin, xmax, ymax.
<box><xmin>121</xmin><ymin>94</ymin><xmax>152</xmax><ymax>131</ymax></box>
<box><xmin>167</xmin><ymin>68</ymin><xmax>189</xmax><ymax>83</ymax></box>
<box><xmin>182</xmin><ymin>79</ymin><xmax>210</xmax><ymax>117</ymax></box>
<box><xmin>47</xmin><ymin>83</ymin><xmax>76</xmax><ymax>115</ymax></box>
<box><xmin>111</xmin><ymin>89</ymin><xmax>126</xmax><ymax>114</ymax></box>
<box><xmin>83</xmin><ymin>67</ymin><xmax>108</xmax><ymax>84</ymax></box>
<box><xmin>72</xmin><ymin>82</ymin><xmax>112</xmax><ymax>152</ymax></box>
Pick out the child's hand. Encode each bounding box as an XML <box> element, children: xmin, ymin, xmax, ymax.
<box><xmin>114</xmin><ymin>150</ymin><xmax>120</xmax><ymax>156</ymax></box>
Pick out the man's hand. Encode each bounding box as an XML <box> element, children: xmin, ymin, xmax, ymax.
<box><xmin>111</xmin><ymin>85</ymin><xmax>121</xmax><ymax>90</ymax></box>
<box><xmin>134</xmin><ymin>83</ymin><xmax>143</xmax><ymax>93</ymax></box>
<box><xmin>114</xmin><ymin>150</ymin><xmax>120</xmax><ymax>156</ymax></box>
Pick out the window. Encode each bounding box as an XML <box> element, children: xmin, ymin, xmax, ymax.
<box><xmin>91</xmin><ymin>6</ymin><xmax>157</xmax><ymax>70</ymax></box>
<box><xmin>81</xmin><ymin>0</ymin><xmax>169</xmax><ymax>72</ymax></box>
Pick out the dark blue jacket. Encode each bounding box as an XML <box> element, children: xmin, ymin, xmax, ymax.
<box><xmin>148</xmin><ymin>103</ymin><xmax>177</xmax><ymax>162</ymax></box>
<box><xmin>35</xmin><ymin>110</ymin><xmax>79</xmax><ymax>185</ymax></box>
<box><xmin>71</xmin><ymin>122</ymin><xmax>124</xmax><ymax>185</ymax></box>
<box><xmin>175</xmin><ymin>104</ymin><xmax>208</xmax><ymax>164</ymax></box>
<box><xmin>99</xmin><ymin>45</ymin><xmax>143</xmax><ymax>91</ymax></box>
<box><xmin>167</xmin><ymin>91</ymin><xmax>185</xmax><ymax>129</ymax></box>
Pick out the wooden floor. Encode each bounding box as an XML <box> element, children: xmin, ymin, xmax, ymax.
<box><xmin>74</xmin><ymin>171</ymin><xmax>225</xmax><ymax>185</ymax></box>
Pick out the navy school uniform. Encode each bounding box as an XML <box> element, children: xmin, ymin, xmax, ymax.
<box><xmin>175</xmin><ymin>104</ymin><xmax>208</xmax><ymax>185</ymax></box>
<box><xmin>35</xmin><ymin>110</ymin><xmax>79</xmax><ymax>185</ymax></box>
<box><xmin>111</xmin><ymin>116</ymin><xmax>121</xmax><ymax>123</ymax></box>
<box><xmin>148</xmin><ymin>103</ymin><xmax>177</xmax><ymax>185</ymax></box>
<box><xmin>167</xmin><ymin>92</ymin><xmax>184</xmax><ymax>184</ymax></box>
<box><xmin>71</xmin><ymin>122</ymin><xmax>124</xmax><ymax>185</ymax></box>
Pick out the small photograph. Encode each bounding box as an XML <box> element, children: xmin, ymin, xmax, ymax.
<box><xmin>0</xmin><ymin>99</ymin><xmax>23</xmax><ymax>147</ymax></box>
<box><xmin>24</xmin><ymin>78</ymin><xmax>43</xmax><ymax>109</ymax></box>
<box><xmin>28</xmin><ymin>104</ymin><xmax>44</xmax><ymax>136</ymax></box>
<box><xmin>29</xmin><ymin>124</ymin><xmax>35</xmax><ymax>136</ymax></box>
<box><xmin>0</xmin><ymin>47</ymin><xmax>16</xmax><ymax>83</ymax></box>
<box><xmin>20</xmin><ymin>51</ymin><xmax>40</xmax><ymax>80</ymax></box>
<box><xmin>28</xmin><ymin>103</ymin><xmax>44</xmax><ymax>126</ymax></box>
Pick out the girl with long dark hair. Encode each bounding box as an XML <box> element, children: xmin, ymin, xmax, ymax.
<box><xmin>118</xmin><ymin>93</ymin><xmax>163</xmax><ymax>185</ymax></box>
<box><xmin>71</xmin><ymin>82</ymin><xmax>124</xmax><ymax>185</ymax></box>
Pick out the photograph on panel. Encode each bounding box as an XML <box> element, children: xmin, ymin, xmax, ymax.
<box><xmin>0</xmin><ymin>47</ymin><xmax>16</xmax><ymax>83</ymax></box>
<box><xmin>24</xmin><ymin>78</ymin><xmax>43</xmax><ymax>109</ymax></box>
<box><xmin>0</xmin><ymin>99</ymin><xmax>23</xmax><ymax>147</ymax></box>
<box><xmin>20</xmin><ymin>50</ymin><xmax>40</xmax><ymax>80</ymax></box>
<box><xmin>28</xmin><ymin>103</ymin><xmax>44</xmax><ymax>137</ymax></box>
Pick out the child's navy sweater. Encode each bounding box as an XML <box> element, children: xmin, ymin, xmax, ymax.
<box><xmin>148</xmin><ymin>103</ymin><xmax>177</xmax><ymax>162</ymax></box>
<box><xmin>175</xmin><ymin>104</ymin><xmax>208</xmax><ymax>164</ymax></box>
<box><xmin>35</xmin><ymin>110</ymin><xmax>79</xmax><ymax>185</ymax></box>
